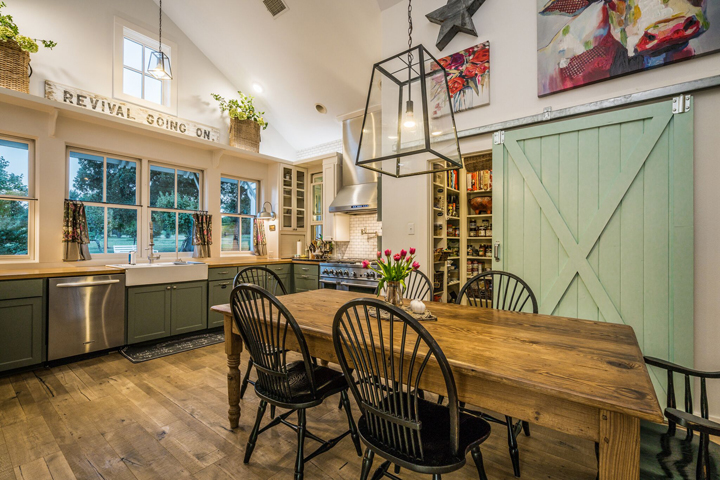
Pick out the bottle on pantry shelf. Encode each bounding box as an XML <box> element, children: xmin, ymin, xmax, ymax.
<box><xmin>487</xmin><ymin>223</ymin><xmax>492</xmax><ymax>237</ymax></box>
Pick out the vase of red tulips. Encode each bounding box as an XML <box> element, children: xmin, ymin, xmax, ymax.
<box><xmin>362</xmin><ymin>248</ymin><xmax>420</xmax><ymax>307</ymax></box>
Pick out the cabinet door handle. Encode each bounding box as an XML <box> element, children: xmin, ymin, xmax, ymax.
<box><xmin>173</xmin><ymin>286</ymin><xmax>177</xmax><ymax>289</ymax></box>
<box><xmin>218</xmin><ymin>271</ymin><xmax>229</xmax><ymax>274</ymax></box>
<box><xmin>166</xmin><ymin>286</ymin><xmax>171</xmax><ymax>290</ymax></box>
<box><xmin>218</xmin><ymin>282</ymin><xmax>230</xmax><ymax>286</ymax></box>
<box><xmin>493</xmin><ymin>242</ymin><xmax>501</xmax><ymax>261</ymax></box>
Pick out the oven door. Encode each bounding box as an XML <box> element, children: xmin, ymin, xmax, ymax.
<box><xmin>338</xmin><ymin>281</ymin><xmax>378</xmax><ymax>294</ymax></box>
<box><xmin>320</xmin><ymin>279</ymin><xmax>342</xmax><ymax>291</ymax></box>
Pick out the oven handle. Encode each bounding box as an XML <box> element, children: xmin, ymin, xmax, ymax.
<box><xmin>319</xmin><ymin>279</ymin><xmax>339</xmax><ymax>285</ymax></box>
<box><xmin>340</xmin><ymin>281</ymin><xmax>377</xmax><ymax>288</ymax></box>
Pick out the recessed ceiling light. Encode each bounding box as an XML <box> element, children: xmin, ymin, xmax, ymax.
<box><xmin>388</xmin><ymin>136</ymin><xmax>398</xmax><ymax>140</ymax></box>
<box><xmin>252</xmin><ymin>83</ymin><xmax>264</xmax><ymax>94</ymax></box>
<box><xmin>315</xmin><ymin>103</ymin><xmax>327</xmax><ymax>114</ymax></box>
<box><xmin>431</xmin><ymin>131</ymin><xmax>442</xmax><ymax>136</ymax></box>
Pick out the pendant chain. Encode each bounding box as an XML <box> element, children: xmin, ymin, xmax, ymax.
<box><xmin>158</xmin><ymin>0</ymin><xmax>163</xmax><ymax>53</ymax></box>
<box><xmin>407</xmin><ymin>0</ymin><xmax>413</xmax><ymax>64</ymax></box>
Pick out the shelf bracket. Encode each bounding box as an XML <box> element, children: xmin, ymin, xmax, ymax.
<box><xmin>48</xmin><ymin>108</ymin><xmax>59</xmax><ymax>138</ymax></box>
<box><xmin>212</xmin><ymin>149</ymin><xmax>224</xmax><ymax>168</ymax></box>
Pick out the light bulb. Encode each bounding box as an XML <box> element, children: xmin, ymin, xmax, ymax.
<box><xmin>403</xmin><ymin>100</ymin><xmax>416</xmax><ymax>129</ymax></box>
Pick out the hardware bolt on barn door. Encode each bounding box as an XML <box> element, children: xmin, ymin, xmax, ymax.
<box><xmin>492</xmin><ymin>98</ymin><xmax>694</xmax><ymax>404</ymax></box>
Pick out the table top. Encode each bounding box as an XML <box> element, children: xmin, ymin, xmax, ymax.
<box><xmin>213</xmin><ymin>290</ymin><xmax>663</xmax><ymax>423</ymax></box>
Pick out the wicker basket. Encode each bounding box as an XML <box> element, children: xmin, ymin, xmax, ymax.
<box><xmin>0</xmin><ymin>40</ymin><xmax>30</xmax><ymax>93</ymax></box>
<box><xmin>229</xmin><ymin>118</ymin><xmax>261</xmax><ymax>152</ymax></box>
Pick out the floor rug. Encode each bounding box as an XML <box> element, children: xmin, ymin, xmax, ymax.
<box><xmin>120</xmin><ymin>332</ymin><xmax>224</xmax><ymax>363</ymax></box>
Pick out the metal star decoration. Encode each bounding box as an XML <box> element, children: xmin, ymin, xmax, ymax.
<box><xmin>426</xmin><ymin>0</ymin><xmax>487</xmax><ymax>51</ymax></box>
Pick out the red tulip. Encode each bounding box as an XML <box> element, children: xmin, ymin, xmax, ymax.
<box><xmin>393</xmin><ymin>253</ymin><xmax>402</xmax><ymax>262</ymax></box>
<box><xmin>384</xmin><ymin>249</ymin><xmax>392</xmax><ymax>257</ymax></box>
<box><xmin>405</xmin><ymin>256</ymin><xmax>411</xmax><ymax>263</ymax></box>
<box><xmin>400</xmin><ymin>249</ymin><xmax>407</xmax><ymax>257</ymax></box>
<box><xmin>376</xmin><ymin>251</ymin><xmax>382</xmax><ymax>259</ymax></box>
<box><xmin>362</xmin><ymin>260</ymin><xmax>370</xmax><ymax>269</ymax></box>
<box><xmin>379</xmin><ymin>258</ymin><xmax>385</xmax><ymax>263</ymax></box>
<box><xmin>412</xmin><ymin>261</ymin><xmax>420</xmax><ymax>270</ymax></box>
<box><xmin>409</xmin><ymin>248</ymin><xmax>416</xmax><ymax>254</ymax></box>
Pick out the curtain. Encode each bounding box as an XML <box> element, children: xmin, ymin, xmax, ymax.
<box><xmin>192</xmin><ymin>212</ymin><xmax>212</xmax><ymax>258</ymax></box>
<box><xmin>253</xmin><ymin>219</ymin><xmax>267</xmax><ymax>256</ymax></box>
<box><xmin>62</xmin><ymin>200</ymin><xmax>92</xmax><ymax>261</ymax></box>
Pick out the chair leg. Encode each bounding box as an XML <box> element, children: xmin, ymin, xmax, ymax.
<box><xmin>295</xmin><ymin>409</ymin><xmax>307</xmax><ymax>480</ymax></box>
<box><xmin>432</xmin><ymin>475</ymin><xmax>442</xmax><ymax>480</ymax></box>
<box><xmin>270</xmin><ymin>405</ymin><xmax>276</xmax><ymax>419</ymax></box>
<box><xmin>239</xmin><ymin>358</ymin><xmax>253</xmax><ymax>399</ymax></box>
<box><xmin>437</xmin><ymin>395</ymin><xmax>445</xmax><ymax>405</ymax></box>
<box><xmin>338</xmin><ymin>397</ymin><xmax>343</xmax><ymax>410</ymax></box>
<box><xmin>522</xmin><ymin>421</ymin><xmax>531</xmax><ymax>437</ymax></box>
<box><xmin>394</xmin><ymin>464</ymin><xmax>401</xmax><ymax>474</ymax></box>
<box><xmin>243</xmin><ymin>400</ymin><xmax>267</xmax><ymax>464</ymax></box>
<box><xmin>359</xmin><ymin>448</ymin><xmax>375</xmax><ymax>480</ymax></box>
<box><xmin>340</xmin><ymin>390</ymin><xmax>362</xmax><ymax>457</ymax></box>
<box><xmin>371</xmin><ymin>462</ymin><xmax>390</xmax><ymax>480</ymax></box>
<box><xmin>697</xmin><ymin>432</ymin><xmax>710</xmax><ymax>480</ymax></box>
<box><xmin>471</xmin><ymin>446</ymin><xmax>489</xmax><ymax>480</ymax></box>
<box><xmin>506</xmin><ymin>415</ymin><xmax>521</xmax><ymax>477</ymax></box>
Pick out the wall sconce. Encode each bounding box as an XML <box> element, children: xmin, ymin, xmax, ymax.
<box><xmin>256</xmin><ymin>201</ymin><xmax>276</xmax><ymax>221</ymax></box>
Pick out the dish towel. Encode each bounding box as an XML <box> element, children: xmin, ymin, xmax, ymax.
<box><xmin>62</xmin><ymin>200</ymin><xmax>92</xmax><ymax>261</ymax></box>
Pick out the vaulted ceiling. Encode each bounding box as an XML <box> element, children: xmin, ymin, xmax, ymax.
<box><xmin>159</xmin><ymin>0</ymin><xmax>392</xmax><ymax>153</ymax></box>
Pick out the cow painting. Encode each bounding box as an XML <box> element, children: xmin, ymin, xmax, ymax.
<box><xmin>537</xmin><ymin>0</ymin><xmax>720</xmax><ymax>96</ymax></box>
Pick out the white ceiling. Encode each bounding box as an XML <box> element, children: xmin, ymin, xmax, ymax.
<box><xmin>158</xmin><ymin>0</ymin><xmax>384</xmax><ymax>152</ymax></box>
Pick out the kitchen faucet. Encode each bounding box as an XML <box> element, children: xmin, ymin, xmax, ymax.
<box><xmin>146</xmin><ymin>221</ymin><xmax>161</xmax><ymax>264</ymax></box>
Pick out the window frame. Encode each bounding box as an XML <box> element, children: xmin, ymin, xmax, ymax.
<box><xmin>148</xmin><ymin>162</ymin><xmax>203</xmax><ymax>256</ymax></box>
<box><xmin>0</xmin><ymin>134</ymin><xmax>35</xmax><ymax>262</ymax></box>
<box><xmin>220</xmin><ymin>175</ymin><xmax>260</xmax><ymax>255</ymax></box>
<box><xmin>113</xmin><ymin>17</ymin><xmax>178</xmax><ymax>114</ymax></box>
<box><xmin>310</xmin><ymin>172</ymin><xmax>323</xmax><ymax>240</ymax></box>
<box><xmin>66</xmin><ymin>148</ymin><xmax>141</xmax><ymax>257</ymax></box>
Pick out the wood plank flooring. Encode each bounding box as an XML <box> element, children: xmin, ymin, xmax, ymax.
<box><xmin>0</xmin><ymin>344</ymin><xmax>599</xmax><ymax>479</ymax></box>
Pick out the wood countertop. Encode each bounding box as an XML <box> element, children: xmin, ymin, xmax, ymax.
<box><xmin>0</xmin><ymin>258</ymin><xmax>322</xmax><ymax>281</ymax></box>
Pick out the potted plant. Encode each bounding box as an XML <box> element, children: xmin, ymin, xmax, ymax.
<box><xmin>0</xmin><ymin>2</ymin><xmax>56</xmax><ymax>93</ymax></box>
<box><xmin>211</xmin><ymin>91</ymin><xmax>268</xmax><ymax>152</ymax></box>
<box><xmin>362</xmin><ymin>248</ymin><xmax>420</xmax><ymax>307</ymax></box>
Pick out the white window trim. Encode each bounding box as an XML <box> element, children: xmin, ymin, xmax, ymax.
<box><xmin>309</xmin><ymin>172</ymin><xmax>322</xmax><ymax>240</ymax></box>
<box><xmin>66</xmin><ymin>148</ymin><xmax>142</xmax><ymax>258</ymax></box>
<box><xmin>0</xmin><ymin>134</ymin><xmax>35</xmax><ymax>263</ymax></box>
<box><xmin>147</xmin><ymin>161</ymin><xmax>203</xmax><ymax>257</ymax></box>
<box><xmin>220</xmin><ymin>175</ymin><xmax>260</xmax><ymax>257</ymax></box>
<box><xmin>113</xmin><ymin>17</ymin><xmax>178</xmax><ymax>115</ymax></box>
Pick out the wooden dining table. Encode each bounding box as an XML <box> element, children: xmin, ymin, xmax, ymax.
<box><xmin>212</xmin><ymin>289</ymin><xmax>663</xmax><ymax>480</ymax></box>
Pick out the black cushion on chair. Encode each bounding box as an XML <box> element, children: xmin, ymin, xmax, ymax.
<box><xmin>358</xmin><ymin>393</ymin><xmax>492</xmax><ymax>468</ymax></box>
<box><xmin>255</xmin><ymin>361</ymin><xmax>348</xmax><ymax>404</ymax></box>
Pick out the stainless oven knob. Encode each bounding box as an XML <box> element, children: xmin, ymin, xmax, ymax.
<box><xmin>322</xmin><ymin>269</ymin><xmax>328</xmax><ymax>274</ymax></box>
<box><xmin>352</xmin><ymin>272</ymin><xmax>358</xmax><ymax>278</ymax></box>
<box><xmin>343</xmin><ymin>270</ymin><xmax>349</xmax><ymax>276</ymax></box>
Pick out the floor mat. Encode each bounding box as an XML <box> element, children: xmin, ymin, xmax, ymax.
<box><xmin>120</xmin><ymin>332</ymin><xmax>224</xmax><ymax>363</ymax></box>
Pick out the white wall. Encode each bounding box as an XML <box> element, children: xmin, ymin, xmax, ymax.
<box><xmin>381</xmin><ymin>0</ymin><xmax>720</xmax><ymax>415</ymax></box>
<box><xmin>8</xmin><ymin>0</ymin><xmax>296</xmax><ymax>160</ymax></box>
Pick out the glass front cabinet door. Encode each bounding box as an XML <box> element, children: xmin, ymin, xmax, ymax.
<box><xmin>279</xmin><ymin>166</ymin><xmax>307</xmax><ymax>231</ymax></box>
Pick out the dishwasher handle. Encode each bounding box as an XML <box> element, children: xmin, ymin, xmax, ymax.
<box><xmin>55</xmin><ymin>279</ymin><xmax>121</xmax><ymax>288</ymax></box>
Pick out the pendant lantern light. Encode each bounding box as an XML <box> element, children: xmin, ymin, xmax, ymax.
<box><xmin>148</xmin><ymin>0</ymin><xmax>173</xmax><ymax>80</ymax></box>
<box><xmin>355</xmin><ymin>0</ymin><xmax>462</xmax><ymax>178</ymax></box>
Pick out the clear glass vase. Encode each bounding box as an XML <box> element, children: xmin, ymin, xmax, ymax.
<box><xmin>385</xmin><ymin>281</ymin><xmax>404</xmax><ymax>307</ymax></box>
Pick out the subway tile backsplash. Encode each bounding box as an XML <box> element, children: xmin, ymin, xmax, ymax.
<box><xmin>335</xmin><ymin>214</ymin><xmax>382</xmax><ymax>260</ymax></box>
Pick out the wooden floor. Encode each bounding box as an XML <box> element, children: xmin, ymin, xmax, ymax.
<box><xmin>0</xmin><ymin>344</ymin><xmax>599</xmax><ymax>480</ymax></box>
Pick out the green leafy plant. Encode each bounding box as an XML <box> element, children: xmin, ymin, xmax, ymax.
<box><xmin>211</xmin><ymin>91</ymin><xmax>268</xmax><ymax>130</ymax></box>
<box><xmin>0</xmin><ymin>2</ymin><xmax>57</xmax><ymax>53</ymax></box>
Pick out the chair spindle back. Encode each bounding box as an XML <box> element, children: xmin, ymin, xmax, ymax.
<box><xmin>457</xmin><ymin>270</ymin><xmax>538</xmax><ymax>313</ymax></box>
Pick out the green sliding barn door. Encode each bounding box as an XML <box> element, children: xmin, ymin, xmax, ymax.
<box><xmin>492</xmin><ymin>99</ymin><xmax>694</xmax><ymax>401</ymax></box>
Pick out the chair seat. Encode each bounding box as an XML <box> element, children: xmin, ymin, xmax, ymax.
<box><xmin>641</xmin><ymin>420</ymin><xmax>720</xmax><ymax>478</ymax></box>
<box><xmin>254</xmin><ymin>361</ymin><xmax>348</xmax><ymax>406</ymax></box>
<box><xmin>358</xmin><ymin>394</ymin><xmax>492</xmax><ymax>469</ymax></box>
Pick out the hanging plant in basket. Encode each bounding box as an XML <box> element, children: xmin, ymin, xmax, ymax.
<box><xmin>0</xmin><ymin>2</ymin><xmax>57</xmax><ymax>93</ymax></box>
<box><xmin>211</xmin><ymin>91</ymin><xmax>268</xmax><ymax>153</ymax></box>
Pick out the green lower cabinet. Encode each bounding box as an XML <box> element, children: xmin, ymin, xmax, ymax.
<box><xmin>208</xmin><ymin>280</ymin><xmax>233</xmax><ymax>328</ymax></box>
<box><xmin>294</xmin><ymin>274</ymin><xmax>318</xmax><ymax>293</ymax></box>
<box><xmin>127</xmin><ymin>284</ymin><xmax>172</xmax><ymax>344</ymax></box>
<box><xmin>0</xmin><ymin>296</ymin><xmax>44</xmax><ymax>372</ymax></box>
<box><xmin>171</xmin><ymin>281</ymin><xmax>208</xmax><ymax>335</ymax></box>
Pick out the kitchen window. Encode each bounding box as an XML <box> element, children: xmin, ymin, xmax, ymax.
<box><xmin>149</xmin><ymin>164</ymin><xmax>201</xmax><ymax>254</ymax></box>
<box><xmin>113</xmin><ymin>18</ymin><xmax>177</xmax><ymax>114</ymax></box>
<box><xmin>310</xmin><ymin>172</ymin><xmax>322</xmax><ymax>240</ymax></box>
<box><xmin>67</xmin><ymin>150</ymin><xmax>139</xmax><ymax>255</ymax></box>
<box><xmin>220</xmin><ymin>176</ymin><xmax>258</xmax><ymax>253</ymax></box>
<box><xmin>0</xmin><ymin>136</ymin><xmax>34</xmax><ymax>259</ymax></box>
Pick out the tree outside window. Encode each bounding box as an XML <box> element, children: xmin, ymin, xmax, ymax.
<box><xmin>0</xmin><ymin>138</ymin><xmax>32</xmax><ymax>257</ymax></box>
<box><xmin>68</xmin><ymin>151</ymin><xmax>139</xmax><ymax>254</ymax></box>
<box><xmin>220</xmin><ymin>177</ymin><xmax>257</xmax><ymax>252</ymax></box>
<box><xmin>149</xmin><ymin>164</ymin><xmax>201</xmax><ymax>254</ymax></box>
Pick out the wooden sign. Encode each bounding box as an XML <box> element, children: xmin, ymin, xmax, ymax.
<box><xmin>45</xmin><ymin>81</ymin><xmax>221</xmax><ymax>142</ymax></box>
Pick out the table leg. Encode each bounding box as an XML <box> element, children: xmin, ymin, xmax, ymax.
<box><xmin>224</xmin><ymin>314</ymin><xmax>242</xmax><ymax>429</ymax></box>
<box><xmin>598</xmin><ymin>410</ymin><xmax>640</xmax><ymax>480</ymax></box>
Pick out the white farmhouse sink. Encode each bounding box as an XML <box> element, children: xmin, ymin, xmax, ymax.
<box><xmin>107</xmin><ymin>262</ymin><xmax>209</xmax><ymax>286</ymax></box>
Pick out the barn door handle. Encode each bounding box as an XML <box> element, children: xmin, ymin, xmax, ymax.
<box><xmin>493</xmin><ymin>242</ymin><xmax>501</xmax><ymax>261</ymax></box>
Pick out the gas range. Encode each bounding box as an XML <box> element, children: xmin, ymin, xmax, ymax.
<box><xmin>319</xmin><ymin>260</ymin><xmax>379</xmax><ymax>292</ymax></box>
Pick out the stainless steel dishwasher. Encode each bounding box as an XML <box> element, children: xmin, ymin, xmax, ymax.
<box><xmin>48</xmin><ymin>274</ymin><xmax>126</xmax><ymax>361</ymax></box>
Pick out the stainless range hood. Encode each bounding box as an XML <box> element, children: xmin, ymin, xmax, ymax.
<box><xmin>329</xmin><ymin>114</ymin><xmax>379</xmax><ymax>215</ymax></box>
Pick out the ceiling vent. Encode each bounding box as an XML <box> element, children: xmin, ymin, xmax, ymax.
<box><xmin>263</xmin><ymin>0</ymin><xmax>288</xmax><ymax>18</ymax></box>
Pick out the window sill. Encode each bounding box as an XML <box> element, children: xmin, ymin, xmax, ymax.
<box><xmin>220</xmin><ymin>252</ymin><xmax>255</xmax><ymax>257</ymax></box>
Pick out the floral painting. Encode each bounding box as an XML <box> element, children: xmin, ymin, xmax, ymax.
<box><xmin>538</xmin><ymin>0</ymin><xmax>720</xmax><ymax>96</ymax></box>
<box><xmin>431</xmin><ymin>41</ymin><xmax>490</xmax><ymax>115</ymax></box>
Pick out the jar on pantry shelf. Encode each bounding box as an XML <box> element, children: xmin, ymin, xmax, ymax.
<box><xmin>467</xmin><ymin>261</ymin><xmax>473</xmax><ymax>275</ymax></box>
<box><xmin>469</xmin><ymin>219</ymin><xmax>477</xmax><ymax>229</ymax></box>
<box><xmin>487</xmin><ymin>223</ymin><xmax>493</xmax><ymax>237</ymax></box>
